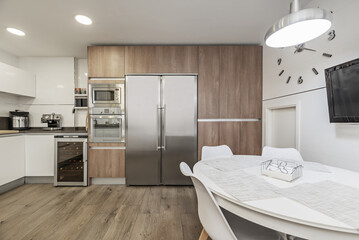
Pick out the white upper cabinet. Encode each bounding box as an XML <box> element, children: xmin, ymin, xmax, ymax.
<box><xmin>0</xmin><ymin>62</ymin><xmax>36</xmax><ymax>97</ymax></box>
<box><xmin>19</xmin><ymin>57</ymin><xmax>74</xmax><ymax>104</ymax></box>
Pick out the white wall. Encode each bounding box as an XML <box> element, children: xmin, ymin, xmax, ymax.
<box><xmin>0</xmin><ymin>48</ymin><xmax>19</xmax><ymax>67</ymax></box>
<box><xmin>0</xmin><ymin>49</ymin><xmax>19</xmax><ymax>116</ymax></box>
<box><xmin>18</xmin><ymin>57</ymin><xmax>75</xmax><ymax>127</ymax></box>
<box><xmin>263</xmin><ymin>0</ymin><xmax>359</xmax><ymax>172</ymax></box>
<box><xmin>0</xmin><ymin>92</ymin><xmax>19</xmax><ymax>117</ymax></box>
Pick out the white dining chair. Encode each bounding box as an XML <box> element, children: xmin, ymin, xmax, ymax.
<box><xmin>180</xmin><ymin>162</ymin><xmax>282</xmax><ymax>240</ymax></box>
<box><xmin>262</xmin><ymin>146</ymin><xmax>304</xmax><ymax>162</ymax></box>
<box><xmin>201</xmin><ymin>145</ymin><xmax>233</xmax><ymax>160</ymax></box>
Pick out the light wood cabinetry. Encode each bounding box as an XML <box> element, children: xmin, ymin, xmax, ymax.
<box><xmin>87</xmin><ymin>46</ymin><xmax>125</xmax><ymax>77</ymax></box>
<box><xmin>219</xmin><ymin>46</ymin><xmax>262</xmax><ymax>119</ymax></box>
<box><xmin>239</xmin><ymin>121</ymin><xmax>262</xmax><ymax>155</ymax></box>
<box><xmin>88</xmin><ymin>143</ymin><xmax>125</xmax><ymax>178</ymax></box>
<box><xmin>197</xmin><ymin>45</ymin><xmax>262</xmax><ymax>159</ymax></box>
<box><xmin>198</xmin><ymin>46</ymin><xmax>220</xmax><ymax>118</ymax></box>
<box><xmin>198</xmin><ymin>122</ymin><xmax>219</xmax><ymax>160</ymax></box>
<box><xmin>198</xmin><ymin>45</ymin><xmax>262</xmax><ymax>119</ymax></box>
<box><xmin>218</xmin><ymin>121</ymin><xmax>262</xmax><ymax>156</ymax></box>
<box><xmin>125</xmin><ymin>46</ymin><xmax>198</xmax><ymax>74</ymax></box>
<box><xmin>219</xmin><ymin>122</ymin><xmax>241</xmax><ymax>154</ymax></box>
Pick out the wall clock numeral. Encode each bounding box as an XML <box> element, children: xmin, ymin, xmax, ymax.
<box><xmin>286</xmin><ymin>76</ymin><xmax>291</xmax><ymax>84</ymax></box>
<box><xmin>298</xmin><ymin>76</ymin><xmax>303</xmax><ymax>84</ymax></box>
<box><xmin>277</xmin><ymin>58</ymin><xmax>282</xmax><ymax>65</ymax></box>
<box><xmin>312</xmin><ymin>68</ymin><xmax>319</xmax><ymax>75</ymax></box>
<box><xmin>323</xmin><ymin>53</ymin><xmax>332</xmax><ymax>58</ymax></box>
<box><xmin>328</xmin><ymin>30</ymin><xmax>336</xmax><ymax>41</ymax></box>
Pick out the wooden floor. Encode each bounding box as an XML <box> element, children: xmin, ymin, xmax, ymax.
<box><xmin>0</xmin><ymin>184</ymin><xmax>202</xmax><ymax>240</ymax></box>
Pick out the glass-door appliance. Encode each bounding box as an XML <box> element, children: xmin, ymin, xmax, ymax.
<box><xmin>89</xmin><ymin>115</ymin><xmax>124</xmax><ymax>142</ymax></box>
<box><xmin>54</xmin><ymin>135</ymin><xmax>88</xmax><ymax>186</ymax></box>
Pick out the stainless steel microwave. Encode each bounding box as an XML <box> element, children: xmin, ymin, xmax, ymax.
<box><xmin>90</xmin><ymin>84</ymin><xmax>121</xmax><ymax>105</ymax></box>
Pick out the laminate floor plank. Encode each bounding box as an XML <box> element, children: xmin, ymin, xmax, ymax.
<box><xmin>0</xmin><ymin>184</ymin><xmax>202</xmax><ymax>240</ymax></box>
<box><xmin>140</xmin><ymin>186</ymin><xmax>162</xmax><ymax>214</ymax></box>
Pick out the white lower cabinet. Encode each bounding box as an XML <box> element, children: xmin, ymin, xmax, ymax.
<box><xmin>25</xmin><ymin>135</ymin><xmax>55</xmax><ymax>176</ymax></box>
<box><xmin>0</xmin><ymin>136</ymin><xmax>25</xmax><ymax>186</ymax></box>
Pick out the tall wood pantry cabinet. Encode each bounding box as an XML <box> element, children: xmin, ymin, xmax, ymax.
<box><xmin>198</xmin><ymin>45</ymin><xmax>262</xmax><ymax>159</ymax></box>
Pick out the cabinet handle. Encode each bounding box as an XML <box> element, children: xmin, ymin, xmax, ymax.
<box><xmin>89</xmin><ymin>146</ymin><xmax>126</xmax><ymax>150</ymax></box>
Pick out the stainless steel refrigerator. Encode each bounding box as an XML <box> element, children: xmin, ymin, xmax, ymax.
<box><xmin>126</xmin><ymin>75</ymin><xmax>197</xmax><ymax>185</ymax></box>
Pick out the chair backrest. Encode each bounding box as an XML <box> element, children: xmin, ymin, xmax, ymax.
<box><xmin>201</xmin><ymin>145</ymin><xmax>233</xmax><ymax>161</ymax></box>
<box><xmin>180</xmin><ymin>162</ymin><xmax>237</xmax><ymax>240</ymax></box>
<box><xmin>262</xmin><ymin>146</ymin><xmax>304</xmax><ymax>162</ymax></box>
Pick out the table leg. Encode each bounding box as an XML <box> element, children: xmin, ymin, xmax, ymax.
<box><xmin>199</xmin><ymin>228</ymin><xmax>209</xmax><ymax>240</ymax></box>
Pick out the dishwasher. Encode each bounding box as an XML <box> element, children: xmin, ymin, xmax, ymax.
<box><xmin>54</xmin><ymin>135</ymin><xmax>88</xmax><ymax>186</ymax></box>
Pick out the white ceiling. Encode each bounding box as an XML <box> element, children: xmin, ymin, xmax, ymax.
<box><xmin>0</xmin><ymin>0</ymin><xmax>311</xmax><ymax>58</ymax></box>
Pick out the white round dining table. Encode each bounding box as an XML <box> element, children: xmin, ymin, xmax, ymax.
<box><xmin>193</xmin><ymin>155</ymin><xmax>359</xmax><ymax>240</ymax></box>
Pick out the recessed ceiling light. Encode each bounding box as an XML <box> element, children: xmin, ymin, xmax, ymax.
<box><xmin>75</xmin><ymin>15</ymin><xmax>92</xmax><ymax>25</ymax></box>
<box><xmin>6</xmin><ymin>27</ymin><xmax>26</xmax><ymax>36</ymax></box>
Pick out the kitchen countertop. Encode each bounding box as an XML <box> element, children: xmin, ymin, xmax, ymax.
<box><xmin>0</xmin><ymin>127</ymin><xmax>88</xmax><ymax>137</ymax></box>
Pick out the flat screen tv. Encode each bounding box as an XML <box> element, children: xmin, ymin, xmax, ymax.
<box><xmin>325</xmin><ymin>58</ymin><xmax>359</xmax><ymax>123</ymax></box>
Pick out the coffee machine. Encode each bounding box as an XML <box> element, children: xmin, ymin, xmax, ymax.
<box><xmin>41</xmin><ymin>113</ymin><xmax>62</xmax><ymax>131</ymax></box>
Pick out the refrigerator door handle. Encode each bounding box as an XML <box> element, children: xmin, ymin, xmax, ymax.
<box><xmin>162</xmin><ymin>104</ymin><xmax>166</xmax><ymax>150</ymax></box>
<box><xmin>157</xmin><ymin>105</ymin><xmax>162</xmax><ymax>151</ymax></box>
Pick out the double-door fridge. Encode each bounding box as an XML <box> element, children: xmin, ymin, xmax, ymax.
<box><xmin>126</xmin><ymin>75</ymin><xmax>197</xmax><ymax>185</ymax></box>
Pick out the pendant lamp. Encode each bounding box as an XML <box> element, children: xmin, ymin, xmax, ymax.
<box><xmin>265</xmin><ymin>0</ymin><xmax>332</xmax><ymax>48</ymax></box>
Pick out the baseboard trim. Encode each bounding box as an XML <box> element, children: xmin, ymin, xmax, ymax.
<box><xmin>0</xmin><ymin>178</ymin><xmax>25</xmax><ymax>194</ymax></box>
<box><xmin>90</xmin><ymin>178</ymin><xmax>126</xmax><ymax>185</ymax></box>
<box><xmin>25</xmin><ymin>176</ymin><xmax>54</xmax><ymax>184</ymax></box>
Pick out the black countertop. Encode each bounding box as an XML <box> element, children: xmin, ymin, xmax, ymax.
<box><xmin>0</xmin><ymin>127</ymin><xmax>88</xmax><ymax>136</ymax></box>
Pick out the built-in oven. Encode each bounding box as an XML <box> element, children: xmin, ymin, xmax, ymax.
<box><xmin>89</xmin><ymin>114</ymin><xmax>125</xmax><ymax>142</ymax></box>
<box><xmin>89</xmin><ymin>83</ymin><xmax>124</xmax><ymax>114</ymax></box>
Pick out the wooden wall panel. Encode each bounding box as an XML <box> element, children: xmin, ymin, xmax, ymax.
<box><xmin>198</xmin><ymin>122</ymin><xmax>219</xmax><ymax>160</ymax></box>
<box><xmin>239</xmin><ymin>121</ymin><xmax>262</xmax><ymax>155</ymax></box>
<box><xmin>219</xmin><ymin>122</ymin><xmax>241</xmax><ymax>155</ymax></box>
<box><xmin>125</xmin><ymin>46</ymin><xmax>198</xmax><ymax>74</ymax></box>
<box><xmin>87</xmin><ymin>46</ymin><xmax>125</xmax><ymax>77</ymax></box>
<box><xmin>198</xmin><ymin>46</ymin><xmax>220</xmax><ymax>118</ymax></box>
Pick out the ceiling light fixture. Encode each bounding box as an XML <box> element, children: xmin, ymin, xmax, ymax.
<box><xmin>75</xmin><ymin>15</ymin><xmax>92</xmax><ymax>25</ymax></box>
<box><xmin>265</xmin><ymin>0</ymin><xmax>332</xmax><ymax>48</ymax></box>
<box><xmin>6</xmin><ymin>27</ymin><xmax>26</xmax><ymax>36</ymax></box>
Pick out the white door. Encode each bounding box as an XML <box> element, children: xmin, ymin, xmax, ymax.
<box><xmin>268</xmin><ymin>107</ymin><xmax>297</xmax><ymax>148</ymax></box>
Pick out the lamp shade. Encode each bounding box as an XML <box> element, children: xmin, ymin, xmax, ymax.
<box><xmin>265</xmin><ymin>7</ymin><xmax>332</xmax><ymax>48</ymax></box>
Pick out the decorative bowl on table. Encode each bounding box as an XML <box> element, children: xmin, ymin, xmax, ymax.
<box><xmin>261</xmin><ymin>159</ymin><xmax>303</xmax><ymax>182</ymax></box>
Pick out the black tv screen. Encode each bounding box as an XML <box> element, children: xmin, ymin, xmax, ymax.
<box><xmin>325</xmin><ymin>58</ymin><xmax>359</xmax><ymax>122</ymax></box>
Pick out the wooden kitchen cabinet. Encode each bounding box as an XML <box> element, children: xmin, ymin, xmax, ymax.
<box><xmin>198</xmin><ymin>46</ymin><xmax>220</xmax><ymax>118</ymax></box>
<box><xmin>218</xmin><ymin>121</ymin><xmax>262</xmax><ymax>155</ymax></box>
<box><xmin>219</xmin><ymin>122</ymin><xmax>241</xmax><ymax>155</ymax></box>
<box><xmin>87</xmin><ymin>46</ymin><xmax>125</xmax><ymax>77</ymax></box>
<box><xmin>239</xmin><ymin>121</ymin><xmax>262</xmax><ymax>155</ymax></box>
<box><xmin>125</xmin><ymin>46</ymin><xmax>198</xmax><ymax>74</ymax></box>
<box><xmin>198</xmin><ymin>122</ymin><xmax>219</xmax><ymax>160</ymax></box>
<box><xmin>88</xmin><ymin>142</ymin><xmax>125</xmax><ymax>178</ymax></box>
<box><xmin>219</xmin><ymin>46</ymin><xmax>262</xmax><ymax>119</ymax></box>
